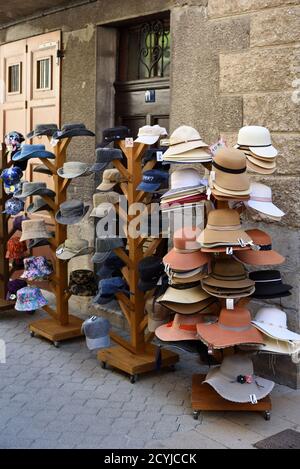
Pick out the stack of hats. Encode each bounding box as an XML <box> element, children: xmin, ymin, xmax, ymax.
<box><xmin>138</xmin><ymin>256</ymin><xmax>164</xmax><ymax>292</ymax></box>
<box><xmin>235</xmin><ymin>126</ymin><xmax>278</xmax><ymax>175</ymax></box>
<box><xmin>245</xmin><ymin>182</ymin><xmax>285</xmax><ymax>221</ymax></box>
<box><xmin>160</xmin><ymin>169</ymin><xmax>207</xmax><ymax>213</ymax></box>
<box><xmin>162</xmin><ymin>126</ymin><xmax>211</xmax><ymax>164</ymax></box>
<box><xmin>210</xmin><ymin>148</ymin><xmax>251</xmax><ymax>201</ymax></box>
<box><xmin>249</xmin><ymin>270</ymin><xmax>292</xmax><ymax>299</ymax></box>
<box><xmin>201</xmin><ymin>258</ymin><xmax>255</xmax><ymax>299</ymax></box>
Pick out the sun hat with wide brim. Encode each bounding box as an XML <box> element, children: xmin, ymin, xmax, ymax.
<box><xmin>155</xmin><ymin>312</ymin><xmax>218</xmax><ymax>342</ymax></box>
<box><xmin>236</xmin><ymin>126</ymin><xmax>278</xmax><ymax>158</ymax></box>
<box><xmin>249</xmin><ymin>270</ymin><xmax>292</xmax><ymax>298</ymax></box>
<box><xmin>55</xmin><ymin>200</ymin><xmax>89</xmax><ymax>225</ymax></box>
<box><xmin>204</xmin><ymin>354</ymin><xmax>274</xmax><ymax>403</ymax></box>
<box><xmin>212</xmin><ymin>182</ymin><xmax>251</xmax><ymax>196</ymax></box>
<box><xmin>251</xmin><ymin>306</ymin><xmax>300</xmax><ymax>342</ymax></box>
<box><xmin>245</xmin><ymin>183</ymin><xmax>285</xmax><ymax>218</ymax></box>
<box><xmin>201</xmin><ymin>283</ymin><xmax>255</xmax><ymax>299</ymax></box>
<box><xmin>163</xmin><ymin>126</ymin><xmax>208</xmax><ymax>157</ymax></box>
<box><xmin>201</xmin><ymin>257</ymin><xmax>254</xmax><ymax>289</ymax></box>
<box><xmin>14</xmin><ymin>182</ymin><xmax>55</xmax><ymax>199</ymax></box>
<box><xmin>160</xmin><ymin>297</ymin><xmax>219</xmax><ymax>315</ymax></box>
<box><xmin>254</xmin><ymin>335</ymin><xmax>300</xmax><ymax>356</ymax></box>
<box><xmin>163</xmin><ymin>147</ymin><xmax>212</xmax><ymax>162</ymax></box>
<box><xmin>12</xmin><ymin>144</ymin><xmax>55</xmax><ymax>162</ymax></box>
<box><xmin>234</xmin><ymin>229</ymin><xmax>285</xmax><ymax>266</ymax></box>
<box><xmin>169</xmin><ymin>270</ymin><xmax>208</xmax><ymax>285</ymax></box>
<box><xmin>157</xmin><ymin>284</ymin><xmax>210</xmax><ymax>304</ymax></box>
<box><xmin>197</xmin><ymin>306</ymin><xmax>264</xmax><ymax>349</ymax></box>
<box><xmin>57</xmin><ymin>161</ymin><xmax>92</xmax><ymax>179</ymax></box>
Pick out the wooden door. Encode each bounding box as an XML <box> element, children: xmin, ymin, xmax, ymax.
<box><xmin>115</xmin><ymin>17</ymin><xmax>170</xmax><ymax>136</ymax></box>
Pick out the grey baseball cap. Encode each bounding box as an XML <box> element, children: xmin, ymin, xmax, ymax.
<box><xmin>81</xmin><ymin>316</ymin><xmax>111</xmax><ymax>350</ymax></box>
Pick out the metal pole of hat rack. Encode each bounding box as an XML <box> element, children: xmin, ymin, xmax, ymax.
<box><xmin>98</xmin><ymin>140</ymin><xmax>179</xmax><ymax>383</ymax></box>
<box><xmin>28</xmin><ymin>137</ymin><xmax>84</xmax><ymax>346</ymax></box>
<box><xmin>191</xmin><ymin>194</ymin><xmax>271</xmax><ymax>421</ymax></box>
<box><xmin>0</xmin><ymin>144</ymin><xmax>17</xmax><ymax>312</ymax></box>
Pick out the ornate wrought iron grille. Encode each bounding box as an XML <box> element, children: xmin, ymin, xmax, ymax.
<box><xmin>138</xmin><ymin>19</ymin><xmax>170</xmax><ymax>79</ymax></box>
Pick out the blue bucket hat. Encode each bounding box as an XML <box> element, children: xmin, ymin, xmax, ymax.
<box><xmin>12</xmin><ymin>144</ymin><xmax>55</xmax><ymax>162</ymax></box>
<box><xmin>137</xmin><ymin>169</ymin><xmax>169</xmax><ymax>192</ymax></box>
<box><xmin>3</xmin><ymin>197</ymin><xmax>25</xmax><ymax>215</ymax></box>
<box><xmin>92</xmin><ymin>277</ymin><xmax>129</xmax><ymax>305</ymax></box>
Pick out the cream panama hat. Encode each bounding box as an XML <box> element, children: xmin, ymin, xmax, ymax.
<box><xmin>56</xmin><ymin>238</ymin><xmax>94</xmax><ymax>260</ymax></box>
<box><xmin>57</xmin><ymin>161</ymin><xmax>92</xmax><ymax>179</ymax></box>
<box><xmin>135</xmin><ymin>125</ymin><xmax>167</xmax><ymax>145</ymax></box>
<box><xmin>245</xmin><ymin>183</ymin><xmax>285</xmax><ymax>219</ymax></box>
<box><xmin>252</xmin><ymin>307</ymin><xmax>300</xmax><ymax>342</ymax></box>
<box><xmin>163</xmin><ymin>126</ymin><xmax>208</xmax><ymax>157</ymax></box>
<box><xmin>236</xmin><ymin>126</ymin><xmax>278</xmax><ymax>158</ymax></box>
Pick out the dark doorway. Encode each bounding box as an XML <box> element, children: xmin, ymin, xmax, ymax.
<box><xmin>115</xmin><ymin>16</ymin><xmax>170</xmax><ymax>137</ymax></box>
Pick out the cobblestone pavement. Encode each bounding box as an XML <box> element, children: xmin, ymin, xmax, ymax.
<box><xmin>0</xmin><ymin>306</ymin><xmax>300</xmax><ymax>449</ymax></box>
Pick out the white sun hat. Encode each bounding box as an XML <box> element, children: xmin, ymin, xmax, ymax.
<box><xmin>245</xmin><ymin>182</ymin><xmax>285</xmax><ymax>218</ymax></box>
<box><xmin>252</xmin><ymin>307</ymin><xmax>300</xmax><ymax>342</ymax></box>
<box><xmin>236</xmin><ymin>126</ymin><xmax>278</xmax><ymax>158</ymax></box>
<box><xmin>256</xmin><ymin>335</ymin><xmax>300</xmax><ymax>355</ymax></box>
<box><xmin>162</xmin><ymin>169</ymin><xmax>205</xmax><ymax>198</ymax></box>
<box><xmin>135</xmin><ymin>125</ymin><xmax>167</xmax><ymax>145</ymax></box>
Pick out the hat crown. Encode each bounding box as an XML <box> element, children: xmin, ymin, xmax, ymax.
<box><xmin>255</xmin><ymin>307</ymin><xmax>287</xmax><ymax>329</ymax></box>
<box><xmin>173</xmin><ymin>226</ymin><xmax>201</xmax><ymax>251</ymax></box>
<box><xmin>219</xmin><ymin>307</ymin><xmax>251</xmax><ymax>329</ymax></box>
<box><xmin>250</xmin><ymin>182</ymin><xmax>272</xmax><ymax>199</ymax></box>
<box><xmin>22</xmin><ymin>144</ymin><xmax>46</xmax><ymax>152</ymax></box>
<box><xmin>138</xmin><ymin>125</ymin><xmax>166</xmax><ymax>137</ymax></box>
<box><xmin>65</xmin><ymin>238</ymin><xmax>88</xmax><ymax>251</ymax></box>
<box><xmin>82</xmin><ymin>316</ymin><xmax>110</xmax><ymax>338</ymax></box>
<box><xmin>237</xmin><ymin>126</ymin><xmax>272</xmax><ymax>147</ymax></box>
<box><xmin>22</xmin><ymin>219</ymin><xmax>46</xmax><ymax>231</ymax></box>
<box><xmin>60</xmin><ymin>199</ymin><xmax>84</xmax><ymax>216</ymax></box>
<box><xmin>34</xmin><ymin>123</ymin><xmax>58</xmax><ymax>131</ymax></box>
<box><xmin>170</xmin><ymin>168</ymin><xmax>201</xmax><ymax>189</ymax></box>
<box><xmin>219</xmin><ymin>355</ymin><xmax>253</xmax><ymax>380</ymax></box>
<box><xmin>16</xmin><ymin>286</ymin><xmax>44</xmax><ymax>301</ymax></box>
<box><xmin>169</xmin><ymin>126</ymin><xmax>202</xmax><ymax>146</ymax></box>
<box><xmin>207</xmin><ymin>208</ymin><xmax>240</xmax><ymax>228</ymax></box>
<box><xmin>249</xmin><ymin>269</ymin><xmax>282</xmax><ymax>282</ymax></box>
<box><xmin>214</xmin><ymin>148</ymin><xmax>246</xmax><ymax>170</ymax></box>
<box><xmin>62</xmin><ymin>123</ymin><xmax>85</xmax><ymax>131</ymax></box>
<box><xmin>213</xmin><ymin>258</ymin><xmax>246</xmax><ymax>279</ymax></box>
<box><xmin>103</xmin><ymin>168</ymin><xmax>120</xmax><ymax>182</ymax></box>
<box><xmin>96</xmin><ymin>147</ymin><xmax>123</xmax><ymax>162</ymax></box>
<box><xmin>62</xmin><ymin>161</ymin><xmax>89</xmax><ymax>171</ymax></box>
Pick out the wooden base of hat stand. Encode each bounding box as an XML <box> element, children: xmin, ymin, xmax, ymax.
<box><xmin>29</xmin><ymin>138</ymin><xmax>83</xmax><ymax>346</ymax></box>
<box><xmin>190</xmin><ymin>201</ymin><xmax>272</xmax><ymax>419</ymax></box>
<box><xmin>0</xmin><ymin>144</ymin><xmax>21</xmax><ymax>312</ymax></box>
<box><xmin>98</xmin><ymin>141</ymin><xmax>179</xmax><ymax>382</ymax></box>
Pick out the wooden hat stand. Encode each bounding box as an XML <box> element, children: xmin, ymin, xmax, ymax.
<box><xmin>98</xmin><ymin>140</ymin><xmax>179</xmax><ymax>382</ymax></box>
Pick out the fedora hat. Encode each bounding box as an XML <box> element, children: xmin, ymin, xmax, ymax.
<box><xmin>252</xmin><ymin>307</ymin><xmax>300</xmax><ymax>342</ymax></box>
<box><xmin>162</xmin><ymin>169</ymin><xmax>206</xmax><ymax>199</ymax></box>
<box><xmin>155</xmin><ymin>312</ymin><xmax>218</xmax><ymax>342</ymax></box>
<box><xmin>249</xmin><ymin>270</ymin><xmax>292</xmax><ymax>298</ymax></box>
<box><xmin>163</xmin><ymin>126</ymin><xmax>208</xmax><ymax>157</ymax></box>
<box><xmin>90</xmin><ymin>148</ymin><xmax>123</xmax><ymax>172</ymax></box>
<box><xmin>234</xmin><ymin>229</ymin><xmax>284</xmax><ymax>266</ymax></box>
<box><xmin>197</xmin><ymin>209</ymin><xmax>253</xmax><ymax>248</ymax></box>
<box><xmin>55</xmin><ymin>200</ymin><xmax>89</xmax><ymax>225</ymax></box>
<box><xmin>157</xmin><ymin>284</ymin><xmax>210</xmax><ymax>304</ymax></box>
<box><xmin>20</xmin><ymin>219</ymin><xmax>52</xmax><ymax>242</ymax></box>
<box><xmin>56</xmin><ymin>238</ymin><xmax>94</xmax><ymax>260</ymax></box>
<box><xmin>197</xmin><ymin>306</ymin><xmax>264</xmax><ymax>349</ymax></box>
<box><xmin>96</xmin><ymin>168</ymin><xmax>126</xmax><ymax>191</ymax></box>
<box><xmin>99</xmin><ymin>126</ymin><xmax>131</xmax><ymax>147</ymax></box>
<box><xmin>12</xmin><ymin>144</ymin><xmax>55</xmax><ymax>162</ymax></box>
<box><xmin>57</xmin><ymin>161</ymin><xmax>92</xmax><ymax>179</ymax></box>
<box><xmin>160</xmin><ymin>297</ymin><xmax>219</xmax><ymax>316</ymax></box>
<box><xmin>6</xmin><ymin>236</ymin><xmax>28</xmax><ymax>260</ymax></box>
<box><xmin>163</xmin><ymin>227</ymin><xmax>211</xmax><ymax>272</ymax></box>
<box><xmin>27</xmin><ymin>124</ymin><xmax>59</xmax><ymax>139</ymax></box>
<box><xmin>245</xmin><ymin>183</ymin><xmax>285</xmax><ymax>219</ymax></box>
<box><xmin>14</xmin><ymin>182</ymin><xmax>55</xmax><ymax>199</ymax></box>
<box><xmin>33</xmin><ymin>164</ymin><xmax>53</xmax><ymax>176</ymax></box>
<box><xmin>135</xmin><ymin>125</ymin><xmax>167</xmax><ymax>145</ymax></box>
<box><xmin>236</xmin><ymin>126</ymin><xmax>278</xmax><ymax>158</ymax></box>
<box><xmin>201</xmin><ymin>258</ymin><xmax>255</xmax><ymax>292</ymax></box>
<box><xmin>20</xmin><ymin>256</ymin><xmax>53</xmax><ymax>281</ymax></box>
<box><xmin>81</xmin><ymin>316</ymin><xmax>111</xmax><ymax>350</ymax></box>
<box><xmin>92</xmin><ymin>237</ymin><xmax>124</xmax><ymax>264</ymax></box>
<box><xmin>204</xmin><ymin>354</ymin><xmax>274</xmax><ymax>403</ymax></box>
<box><xmin>212</xmin><ymin>148</ymin><xmax>250</xmax><ymax>192</ymax></box>
<box><xmin>53</xmin><ymin>123</ymin><xmax>95</xmax><ymax>140</ymax></box>
<box><xmin>15</xmin><ymin>286</ymin><xmax>48</xmax><ymax>312</ymax></box>
<box><xmin>145</xmin><ymin>298</ymin><xmax>172</xmax><ymax>332</ymax></box>
<box><xmin>27</xmin><ymin>196</ymin><xmax>52</xmax><ymax>214</ymax></box>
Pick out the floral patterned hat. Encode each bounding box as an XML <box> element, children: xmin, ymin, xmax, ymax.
<box><xmin>20</xmin><ymin>256</ymin><xmax>53</xmax><ymax>281</ymax></box>
<box><xmin>6</xmin><ymin>237</ymin><xmax>28</xmax><ymax>260</ymax></box>
<box><xmin>15</xmin><ymin>286</ymin><xmax>48</xmax><ymax>312</ymax></box>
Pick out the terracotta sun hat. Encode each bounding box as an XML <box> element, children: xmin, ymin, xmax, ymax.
<box><xmin>212</xmin><ymin>148</ymin><xmax>250</xmax><ymax>192</ymax></box>
<box><xmin>245</xmin><ymin>183</ymin><xmax>285</xmax><ymax>219</ymax></box>
<box><xmin>20</xmin><ymin>219</ymin><xmax>52</xmax><ymax>242</ymax></box>
<box><xmin>197</xmin><ymin>209</ymin><xmax>253</xmax><ymax>248</ymax></box>
<box><xmin>160</xmin><ymin>297</ymin><xmax>219</xmax><ymax>315</ymax></box>
<box><xmin>157</xmin><ymin>284</ymin><xmax>210</xmax><ymax>305</ymax></box>
<box><xmin>163</xmin><ymin>126</ymin><xmax>208</xmax><ymax>157</ymax></box>
<box><xmin>234</xmin><ymin>229</ymin><xmax>285</xmax><ymax>265</ymax></box>
<box><xmin>204</xmin><ymin>354</ymin><xmax>274</xmax><ymax>403</ymax></box>
<box><xmin>163</xmin><ymin>227</ymin><xmax>211</xmax><ymax>272</ymax></box>
<box><xmin>252</xmin><ymin>307</ymin><xmax>300</xmax><ymax>342</ymax></box>
<box><xmin>155</xmin><ymin>312</ymin><xmax>217</xmax><ymax>342</ymax></box>
<box><xmin>197</xmin><ymin>306</ymin><xmax>264</xmax><ymax>349</ymax></box>
<box><xmin>202</xmin><ymin>258</ymin><xmax>254</xmax><ymax>290</ymax></box>
<box><xmin>236</xmin><ymin>126</ymin><xmax>278</xmax><ymax>158</ymax></box>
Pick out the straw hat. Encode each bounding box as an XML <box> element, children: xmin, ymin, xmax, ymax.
<box><xmin>163</xmin><ymin>226</ymin><xmax>211</xmax><ymax>272</ymax></box>
<box><xmin>255</xmin><ymin>335</ymin><xmax>300</xmax><ymax>356</ymax></box>
<box><xmin>157</xmin><ymin>284</ymin><xmax>210</xmax><ymax>304</ymax></box>
<box><xmin>212</xmin><ymin>148</ymin><xmax>250</xmax><ymax>192</ymax></box>
<box><xmin>20</xmin><ymin>219</ymin><xmax>52</xmax><ymax>242</ymax></box>
<box><xmin>252</xmin><ymin>307</ymin><xmax>300</xmax><ymax>342</ymax></box>
<box><xmin>163</xmin><ymin>126</ymin><xmax>208</xmax><ymax>157</ymax></box>
<box><xmin>201</xmin><ymin>258</ymin><xmax>255</xmax><ymax>291</ymax></box>
<box><xmin>197</xmin><ymin>306</ymin><xmax>264</xmax><ymax>349</ymax></box>
<box><xmin>197</xmin><ymin>209</ymin><xmax>253</xmax><ymax>247</ymax></box>
<box><xmin>236</xmin><ymin>126</ymin><xmax>278</xmax><ymax>158</ymax></box>
<box><xmin>57</xmin><ymin>161</ymin><xmax>92</xmax><ymax>179</ymax></box>
<box><xmin>163</xmin><ymin>147</ymin><xmax>212</xmax><ymax>163</ymax></box>
<box><xmin>155</xmin><ymin>312</ymin><xmax>218</xmax><ymax>342</ymax></box>
<box><xmin>204</xmin><ymin>354</ymin><xmax>274</xmax><ymax>403</ymax></box>
<box><xmin>160</xmin><ymin>297</ymin><xmax>219</xmax><ymax>315</ymax></box>
<box><xmin>234</xmin><ymin>229</ymin><xmax>285</xmax><ymax>266</ymax></box>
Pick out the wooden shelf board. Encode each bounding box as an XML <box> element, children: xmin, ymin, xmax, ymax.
<box><xmin>0</xmin><ymin>299</ymin><xmax>15</xmax><ymax>311</ymax></box>
<box><xmin>29</xmin><ymin>314</ymin><xmax>83</xmax><ymax>343</ymax></box>
<box><xmin>192</xmin><ymin>374</ymin><xmax>271</xmax><ymax>413</ymax></box>
<box><xmin>98</xmin><ymin>343</ymin><xmax>179</xmax><ymax>376</ymax></box>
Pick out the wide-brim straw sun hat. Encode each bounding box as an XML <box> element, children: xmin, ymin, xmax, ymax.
<box><xmin>201</xmin><ymin>283</ymin><xmax>255</xmax><ymax>299</ymax></box>
<box><xmin>201</xmin><ymin>257</ymin><xmax>254</xmax><ymax>290</ymax></box>
<box><xmin>204</xmin><ymin>354</ymin><xmax>274</xmax><ymax>403</ymax></box>
<box><xmin>163</xmin><ymin>147</ymin><xmax>212</xmax><ymax>162</ymax></box>
<box><xmin>255</xmin><ymin>335</ymin><xmax>300</xmax><ymax>355</ymax></box>
<box><xmin>163</xmin><ymin>125</ymin><xmax>208</xmax><ymax>157</ymax></box>
<box><xmin>234</xmin><ymin>229</ymin><xmax>285</xmax><ymax>266</ymax></box>
<box><xmin>157</xmin><ymin>284</ymin><xmax>210</xmax><ymax>304</ymax></box>
<box><xmin>155</xmin><ymin>312</ymin><xmax>218</xmax><ymax>342</ymax></box>
<box><xmin>251</xmin><ymin>306</ymin><xmax>300</xmax><ymax>342</ymax></box>
<box><xmin>159</xmin><ymin>297</ymin><xmax>219</xmax><ymax>315</ymax></box>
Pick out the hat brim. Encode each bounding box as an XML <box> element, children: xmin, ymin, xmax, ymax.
<box><xmin>197</xmin><ymin>229</ymin><xmax>252</xmax><ymax>247</ymax></box>
<box><xmin>246</xmin><ymin>154</ymin><xmax>276</xmax><ymax>169</ymax></box>
<box><xmin>249</xmin><ymin>145</ymin><xmax>278</xmax><ymax>158</ymax></box>
<box><xmin>162</xmin><ymin>185</ymin><xmax>206</xmax><ymax>199</ymax></box>
<box><xmin>55</xmin><ymin>205</ymin><xmax>89</xmax><ymax>225</ymax></box>
<box><xmin>157</xmin><ymin>286</ymin><xmax>210</xmax><ymax>304</ymax></box>
<box><xmin>255</xmin><ymin>336</ymin><xmax>300</xmax><ymax>355</ymax></box>
<box><xmin>28</xmin><ymin>238</ymin><xmax>52</xmax><ymax>248</ymax></box>
<box><xmin>20</xmin><ymin>230</ymin><xmax>52</xmax><ymax>242</ymax></box>
<box><xmin>201</xmin><ymin>245</ymin><xmax>250</xmax><ymax>253</ymax></box>
<box><xmin>160</xmin><ymin>298</ymin><xmax>218</xmax><ymax>315</ymax></box>
<box><xmin>33</xmin><ymin>165</ymin><xmax>53</xmax><ymax>175</ymax></box>
<box><xmin>85</xmin><ymin>335</ymin><xmax>110</xmax><ymax>350</ymax></box>
<box><xmin>15</xmin><ymin>188</ymin><xmax>55</xmax><ymax>199</ymax></box>
<box><xmin>27</xmin><ymin>202</ymin><xmax>50</xmax><ymax>214</ymax></box>
<box><xmin>164</xmin><ymin>140</ymin><xmax>208</xmax><ymax>157</ymax></box>
<box><xmin>203</xmin><ymin>367</ymin><xmax>274</xmax><ymax>403</ymax></box>
<box><xmin>155</xmin><ymin>324</ymin><xmax>199</xmax><ymax>341</ymax></box>
<box><xmin>135</xmin><ymin>135</ymin><xmax>160</xmax><ymax>145</ymax></box>
<box><xmin>214</xmin><ymin>171</ymin><xmax>250</xmax><ymax>192</ymax></box>
<box><xmin>202</xmin><ymin>275</ymin><xmax>254</xmax><ymax>289</ymax></box>
<box><xmin>54</xmin><ymin>130</ymin><xmax>95</xmax><ymax>139</ymax></box>
<box><xmin>92</xmin><ymin>251</ymin><xmax>111</xmax><ymax>264</ymax></box>
<box><xmin>234</xmin><ymin>250</ymin><xmax>285</xmax><ymax>266</ymax></box>
<box><xmin>136</xmin><ymin>182</ymin><xmax>162</xmax><ymax>192</ymax></box>
<box><xmin>56</xmin><ymin>246</ymin><xmax>94</xmax><ymax>260</ymax></box>
<box><xmin>96</xmin><ymin>182</ymin><xmax>118</xmax><ymax>191</ymax></box>
<box><xmin>12</xmin><ymin>150</ymin><xmax>55</xmax><ymax>161</ymax></box>
<box><xmin>246</xmin><ymin>201</ymin><xmax>285</xmax><ymax>218</ymax></box>
<box><xmin>163</xmin><ymin>249</ymin><xmax>210</xmax><ymax>271</ymax></box>
<box><xmin>246</xmin><ymin>160</ymin><xmax>276</xmax><ymax>175</ymax></box>
<box><xmin>202</xmin><ymin>284</ymin><xmax>255</xmax><ymax>299</ymax></box>
<box><xmin>89</xmin><ymin>162</ymin><xmax>108</xmax><ymax>172</ymax></box>
<box><xmin>57</xmin><ymin>167</ymin><xmax>91</xmax><ymax>179</ymax></box>
<box><xmin>197</xmin><ymin>322</ymin><xmax>264</xmax><ymax>349</ymax></box>
<box><xmin>252</xmin><ymin>321</ymin><xmax>300</xmax><ymax>342</ymax></box>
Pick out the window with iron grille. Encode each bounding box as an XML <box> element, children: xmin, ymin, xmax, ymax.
<box><xmin>8</xmin><ymin>63</ymin><xmax>21</xmax><ymax>93</ymax></box>
<box><xmin>36</xmin><ymin>57</ymin><xmax>52</xmax><ymax>90</ymax></box>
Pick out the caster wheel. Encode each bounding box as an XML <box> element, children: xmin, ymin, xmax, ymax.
<box><xmin>129</xmin><ymin>374</ymin><xmax>137</xmax><ymax>384</ymax></box>
<box><xmin>193</xmin><ymin>411</ymin><xmax>200</xmax><ymax>420</ymax></box>
<box><xmin>101</xmin><ymin>361</ymin><xmax>107</xmax><ymax>369</ymax></box>
<box><xmin>264</xmin><ymin>411</ymin><xmax>271</xmax><ymax>421</ymax></box>
<box><xmin>30</xmin><ymin>331</ymin><xmax>35</xmax><ymax>338</ymax></box>
<box><xmin>53</xmin><ymin>341</ymin><xmax>59</xmax><ymax>348</ymax></box>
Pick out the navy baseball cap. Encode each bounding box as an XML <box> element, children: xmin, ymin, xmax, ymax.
<box><xmin>137</xmin><ymin>169</ymin><xmax>169</xmax><ymax>192</ymax></box>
